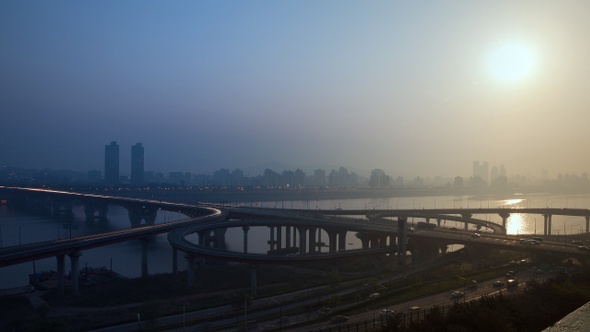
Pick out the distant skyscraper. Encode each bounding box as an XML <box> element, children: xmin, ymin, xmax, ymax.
<box><xmin>104</xmin><ymin>141</ymin><xmax>119</xmax><ymax>185</ymax></box>
<box><xmin>131</xmin><ymin>143</ymin><xmax>144</xmax><ymax>186</ymax></box>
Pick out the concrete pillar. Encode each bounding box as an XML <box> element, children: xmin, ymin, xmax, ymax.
<box><xmin>243</xmin><ymin>226</ymin><xmax>250</xmax><ymax>253</ymax></box>
<box><xmin>586</xmin><ymin>216</ymin><xmax>590</xmax><ymax>233</ymax></box>
<box><xmin>277</xmin><ymin>226</ymin><xmax>282</xmax><ymax>250</ymax></box>
<box><xmin>317</xmin><ymin>229</ymin><xmax>323</xmax><ymax>251</ymax></box>
<box><xmin>186</xmin><ymin>254</ymin><xmax>195</xmax><ymax>288</ymax></box>
<box><xmin>338</xmin><ymin>230</ymin><xmax>347</xmax><ymax>251</ymax></box>
<box><xmin>543</xmin><ymin>215</ymin><xmax>549</xmax><ymax>235</ymax></box>
<box><xmin>250</xmin><ymin>264</ymin><xmax>258</xmax><ymax>297</ymax></box>
<box><xmin>327</xmin><ymin>231</ymin><xmax>337</xmax><ymax>253</ymax></box>
<box><xmin>547</xmin><ymin>215</ymin><xmax>553</xmax><ymax>235</ymax></box>
<box><xmin>436</xmin><ymin>219</ymin><xmax>441</xmax><ymax>227</ymax></box>
<box><xmin>397</xmin><ymin>217</ymin><xmax>407</xmax><ymax>267</ymax></box>
<box><xmin>269</xmin><ymin>226</ymin><xmax>276</xmax><ymax>251</ymax></box>
<box><xmin>297</xmin><ymin>227</ymin><xmax>307</xmax><ymax>254</ymax></box>
<box><xmin>308</xmin><ymin>227</ymin><xmax>317</xmax><ymax>253</ymax></box>
<box><xmin>69</xmin><ymin>251</ymin><xmax>82</xmax><ymax>296</ymax></box>
<box><xmin>461</xmin><ymin>213</ymin><xmax>471</xmax><ymax>230</ymax></box>
<box><xmin>140</xmin><ymin>238</ymin><xmax>149</xmax><ymax>278</ymax></box>
<box><xmin>56</xmin><ymin>254</ymin><xmax>65</xmax><ymax>297</ymax></box>
<box><xmin>285</xmin><ymin>227</ymin><xmax>291</xmax><ymax>249</ymax></box>
<box><xmin>499</xmin><ymin>212</ymin><xmax>510</xmax><ymax>228</ymax></box>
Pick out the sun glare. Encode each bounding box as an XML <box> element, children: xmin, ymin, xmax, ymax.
<box><xmin>487</xmin><ymin>42</ymin><xmax>537</xmax><ymax>83</ymax></box>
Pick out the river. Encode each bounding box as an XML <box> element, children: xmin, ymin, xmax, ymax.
<box><xmin>1</xmin><ymin>192</ymin><xmax>589</xmax><ymax>289</ymax></box>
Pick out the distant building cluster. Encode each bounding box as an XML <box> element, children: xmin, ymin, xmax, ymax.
<box><xmin>102</xmin><ymin>141</ymin><xmax>145</xmax><ymax>186</ymax></box>
<box><xmin>2</xmin><ymin>148</ymin><xmax>590</xmax><ymax>192</ymax></box>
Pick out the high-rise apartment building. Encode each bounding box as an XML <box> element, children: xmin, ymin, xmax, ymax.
<box><xmin>104</xmin><ymin>141</ymin><xmax>119</xmax><ymax>185</ymax></box>
<box><xmin>131</xmin><ymin>143</ymin><xmax>144</xmax><ymax>185</ymax></box>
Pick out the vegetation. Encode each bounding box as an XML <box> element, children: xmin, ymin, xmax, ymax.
<box><xmin>378</xmin><ymin>268</ymin><xmax>590</xmax><ymax>331</ymax></box>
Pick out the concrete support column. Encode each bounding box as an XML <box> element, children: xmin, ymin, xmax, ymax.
<box><xmin>308</xmin><ymin>227</ymin><xmax>317</xmax><ymax>253</ymax></box>
<box><xmin>338</xmin><ymin>230</ymin><xmax>347</xmax><ymax>251</ymax></box>
<box><xmin>317</xmin><ymin>229</ymin><xmax>323</xmax><ymax>251</ymax></box>
<box><xmin>285</xmin><ymin>227</ymin><xmax>291</xmax><ymax>249</ymax></box>
<box><xmin>543</xmin><ymin>215</ymin><xmax>549</xmax><ymax>235</ymax></box>
<box><xmin>56</xmin><ymin>254</ymin><xmax>65</xmax><ymax>297</ymax></box>
<box><xmin>276</xmin><ymin>226</ymin><xmax>282</xmax><ymax>250</ymax></box>
<box><xmin>250</xmin><ymin>264</ymin><xmax>258</xmax><ymax>297</ymax></box>
<box><xmin>461</xmin><ymin>213</ymin><xmax>471</xmax><ymax>230</ymax></box>
<box><xmin>327</xmin><ymin>231</ymin><xmax>337</xmax><ymax>253</ymax></box>
<box><xmin>185</xmin><ymin>254</ymin><xmax>195</xmax><ymax>288</ymax></box>
<box><xmin>397</xmin><ymin>217</ymin><xmax>407</xmax><ymax>267</ymax></box>
<box><xmin>297</xmin><ymin>227</ymin><xmax>307</xmax><ymax>254</ymax></box>
<box><xmin>361</xmin><ymin>237</ymin><xmax>370</xmax><ymax>249</ymax></box>
<box><xmin>269</xmin><ymin>226</ymin><xmax>276</xmax><ymax>251</ymax></box>
<box><xmin>242</xmin><ymin>226</ymin><xmax>250</xmax><ymax>253</ymax></box>
<box><xmin>172</xmin><ymin>247</ymin><xmax>178</xmax><ymax>276</ymax></box>
<box><xmin>436</xmin><ymin>219</ymin><xmax>442</xmax><ymax>227</ymax></box>
<box><xmin>68</xmin><ymin>251</ymin><xmax>82</xmax><ymax>296</ymax></box>
<box><xmin>586</xmin><ymin>216</ymin><xmax>590</xmax><ymax>233</ymax></box>
<box><xmin>499</xmin><ymin>212</ymin><xmax>510</xmax><ymax>229</ymax></box>
<box><xmin>140</xmin><ymin>238</ymin><xmax>149</xmax><ymax>278</ymax></box>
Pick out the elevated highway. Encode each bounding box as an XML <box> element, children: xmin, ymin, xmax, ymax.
<box><xmin>1</xmin><ymin>187</ymin><xmax>589</xmax><ymax>298</ymax></box>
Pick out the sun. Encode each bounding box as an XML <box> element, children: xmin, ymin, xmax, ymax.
<box><xmin>487</xmin><ymin>42</ymin><xmax>537</xmax><ymax>83</ymax></box>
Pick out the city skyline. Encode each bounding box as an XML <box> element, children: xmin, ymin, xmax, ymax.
<box><xmin>2</xmin><ymin>2</ymin><xmax>590</xmax><ymax>179</ymax></box>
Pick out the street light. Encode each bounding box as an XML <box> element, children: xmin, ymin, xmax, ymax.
<box><xmin>272</xmin><ymin>298</ymin><xmax>283</xmax><ymax>331</ymax></box>
<box><xmin>456</xmin><ymin>275</ymin><xmax>467</xmax><ymax>303</ymax></box>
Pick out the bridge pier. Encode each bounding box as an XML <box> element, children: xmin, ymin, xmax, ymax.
<box><xmin>461</xmin><ymin>213</ymin><xmax>471</xmax><ymax>230</ymax></box>
<box><xmin>285</xmin><ymin>227</ymin><xmax>291</xmax><ymax>250</ymax></box>
<box><xmin>338</xmin><ymin>230</ymin><xmax>347</xmax><ymax>251</ymax></box>
<box><xmin>127</xmin><ymin>205</ymin><xmax>158</xmax><ymax>227</ymax></box>
<box><xmin>52</xmin><ymin>199</ymin><xmax>73</xmax><ymax>218</ymax></box>
<box><xmin>268</xmin><ymin>227</ymin><xmax>276</xmax><ymax>251</ymax></box>
<box><xmin>83</xmin><ymin>201</ymin><xmax>109</xmax><ymax>221</ymax></box>
<box><xmin>297</xmin><ymin>227</ymin><xmax>308</xmax><ymax>254</ymax></box>
<box><xmin>499</xmin><ymin>212</ymin><xmax>510</xmax><ymax>229</ymax></box>
<box><xmin>327</xmin><ymin>230</ymin><xmax>337</xmax><ymax>253</ymax></box>
<box><xmin>544</xmin><ymin>215</ymin><xmax>552</xmax><ymax>235</ymax></box>
<box><xmin>308</xmin><ymin>227</ymin><xmax>317</xmax><ymax>253</ymax></box>
<box><xmin>397</xmin><ymin>217</ymin><xmax>407</xmax><ymax>267</ymax></box>
<box><xmin>69</xmin><ymin>251</ymin><xmax>82</xmax><ymax>296</ymax></box>
<box><xmin>242</xmin><ymin>226</ymin><xmax>249</xmax><ymax>253</ymax></box>
<box><xmin>586</xmin><ymin>216</ymin><xmax>590</xmax><ymax>233</ymax></box>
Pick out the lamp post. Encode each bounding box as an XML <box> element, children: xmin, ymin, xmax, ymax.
<box><xmin>456</xmin><ymin>275</ymin><xmax>466</xmax><ymax>303</ymax></box>
<box><xmin>272</xmin><ymin>298</ymin><xmax>283</xmax><ymax>331</ymax></box>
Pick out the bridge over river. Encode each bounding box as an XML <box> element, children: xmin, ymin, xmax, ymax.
<box><xmin>0</xmin><ymin>187</ymin><xmax>589</xmax><ymax>297</ymax></box>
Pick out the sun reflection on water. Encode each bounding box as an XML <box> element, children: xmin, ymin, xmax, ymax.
<box><xmin>506</xmin><ymin>213</ymin><xmax>527</xmax><ymax>235</ymax></box>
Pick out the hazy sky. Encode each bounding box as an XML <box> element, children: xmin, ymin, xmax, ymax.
<box><xmin>1</xmin><ymin>1</ymin><xmax>590</xmax><ymax>178</ymax></box>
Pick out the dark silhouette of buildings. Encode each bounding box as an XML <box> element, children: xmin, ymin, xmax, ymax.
<box><xmin>130</xmin><ymin>143</ymin><xmax>144</xmax><ymax>186</ymax></box>
<box><xmin>104</xmin><ymin>141</ymin><xmax>119</xmax><ymax>185</ymax></box>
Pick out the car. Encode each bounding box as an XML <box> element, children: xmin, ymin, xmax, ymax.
<box><xmin>507</xmin><ymin>278</ymin><xmax>518</xmax><ymax>288</ymax></box>
<box><xmin>369</xmin><ymin>292</ymin><xmax>381</xmax><ymax>298</ymax></box>
<box><xmin>467</xmin><ymin>280</ymin><xmax>478</xmax><ymax>288</ymax></box>
<box><xmin>577</xmin><ymin>246</ymin><xmax>589</xmax><ymax>251</ymax></box>
<box><xmin>380</xmin><ymin>309</ymin><xmax>395</xmax><ymax>317</ymax></box>
<box><xmin>506</xmin><ymin>270</ymin><xmax>516</xmax><ymax>277</ymax></box>
<box><xmin>451</xmin><ymin>290</ymin><xmax>464</xmax><ymax>298</ymax></box>
<box><xmin>532</xmin><ymin>236</ymin><xmax>543</xmax><ymax>242</ymax></box>
<box><xmin>471</xmin><ymin>233</ymin><xmax>481</xmax><ymax>238</ymax></box>
<box><xmin>572</xmin><ymin>240</ymin><xmax>583</xmax><ymax>245</ymax></box>
<box><xmin>409</xmin><ymin>306</ymin><xmax>421</xmax><ymax>311</ymax></box>
<box><xmin>317</xmin><ymin>307</ymin><xmax>332</xmax><ymax>316</ymax></box>
<box><xmin>492</xmin><ymin>280</ymin><xmax>505</xmax><ymax>287</ymax></box>
<box><xmin>331</xmin><ymin>315</ymin><xmax>349</xmax><ymax>324</ymax></box>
